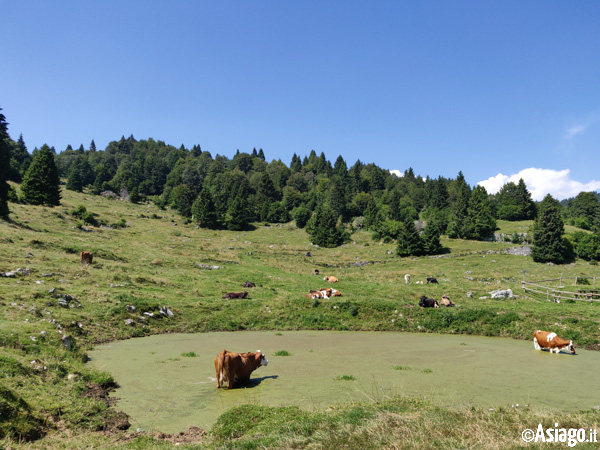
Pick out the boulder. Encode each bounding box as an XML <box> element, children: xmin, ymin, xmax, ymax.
<box><xmin>490</xmin><ymin>289</ymin><xmax>514</xmax><ymax>299</ymax></box>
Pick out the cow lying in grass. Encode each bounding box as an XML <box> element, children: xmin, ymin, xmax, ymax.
<box><xmin>222</xmin><ymin>292</ymin><xmax>249</xmax><ymax>299</ymax></box>
<box><xmin>439</xmin><ymin>295</ymin><xmax>456</xmax><ymax>307</ymax></box>
<box><xmin>214</xmin><ymin>349</ymin><xmax>268</xmax><ymax>389</ymax></box>
<box><xmin>533</xmin><ymin>330</ymin><xmax>575</xmax><ymax>354</ymax></box>
<box><xmin>426</xmin><ymin>277</ymin><xmax>438</xmax><ymax>284</ymax></box>
<box><xmin>307</xmin><ymin>288</ymin><xmax>343</xmax><ymax>299</ymax></box>
<box><xmin>323</xmin><ymin>276</ymin><xmax>338</xmax><ymax>283</ymax></box>
<box><xmin>419</xmin><ymin>296</ymin><xmax>440</xmax><ymax>308</ymax></box>
<box><xmin>242</xmin><ymin>281</ymin><xmax>256</xmax><ymax>288</ymax></box>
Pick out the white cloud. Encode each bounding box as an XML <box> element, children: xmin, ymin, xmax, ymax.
<box><xmin>563</xmin><ymin>114</ymin><xmax>598</xmax><ymax>140</ymax></box>
<box><xmin>478</xmin><ymin>168</ymin><xmax>600</xmax><ymax>201</ymax></box>
<box><xmin>389</xmin><ymin>169</ymin><xmax>403</xmax><ymax>177</ymax></box>
<box><xmin>564</xmin><ymin>125</ymin><xmax>586</xmax><ymax>139</ymax></box>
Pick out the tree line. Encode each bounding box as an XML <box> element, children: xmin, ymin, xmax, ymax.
<box><xmin>1</xmin><ymin>108</ymin><xmax>599</xmax><ymax>262</ymax></box>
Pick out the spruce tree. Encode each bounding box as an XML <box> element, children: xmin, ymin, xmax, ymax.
<box><xmin>447</xmin><ymin>172</ymin><xmax>471</xmax><ymax>239</ymax></box>
<box><xmin>306</xmin><ymin>203</ymin><xmax>348</xmax><ymax>248</ymax></box>
<box><xmin>516</xmin><ymin>179</ymin><xmax>536</xmax><ymax>220</ymax></box>
<box><xmin>191</xmin><ymin>187</ymin><xmax>218</xmax><ymax>228</ymax></box>
<box><xmin>396</xmin><ymin>218</ymin><xmax>424</xmax><ymax>257</ymax></box>
<box><xmin>532</xmin><ymin>194</ymin><xmax>567</xmax><ymax>263</ymax></box>
<box><xmin>0</xmin><ymin>108</ymin><xmax>11</xmax><ymax>218</ymax></box>
<box><xmin>66</xmin><ymin>165</ymin><xmax>84</xmax><ymax>192</ymax></box>
<box><xmin>468</xmin><ymin>185</ymin><xmax>496</xmax><ymax>240</ymax></box>
<box><xmin>20</xmin><ymin>144</ymin><xmax>61</xmax><ymax>206</ymax></box>
<box><xmin>224</xmin><ymin>189</ymin><xmax>249</xmax><ymax>231</ymax></box>
<box><xmin>422</xmin><ymin>223</ymin><xmax>443</xmax><ymax>255</ymax></box>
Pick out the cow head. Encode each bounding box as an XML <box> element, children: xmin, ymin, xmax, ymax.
<box><xmin>567</xmin><ymin>341</ymin><xmax>576</xmax><ymax>354</ymax></box>
<box><xmin>256</xmin><ymin>350</ymin><xmax>269</xmax><ymax>366</ymax></box>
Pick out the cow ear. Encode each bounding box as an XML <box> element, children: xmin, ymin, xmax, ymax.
<box><xmin>256</xmin><ymin>350</ymin><xmax>261</xmax><ymax>354</ymax></box>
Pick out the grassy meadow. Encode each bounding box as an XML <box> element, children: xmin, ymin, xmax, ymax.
<box><xmin>1</xmin><ymin>186</ymin><xmax>600</xmax><ymax>448</ymax></box>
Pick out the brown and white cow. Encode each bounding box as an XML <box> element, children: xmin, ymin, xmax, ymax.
<box><xmin>533</xmin><ymin>330</ymin><xmax>575</xmax><ymax>354</ymax></box>
<box><xmin>222</xmin><ymin>292</ymin><xmax>249</xmax><ymax>299</ymax></box>
<box><xmin>307</xmin><ymin>288</ymin><xmax>343</xmax><ymax>299</ymax></box>
<box><xmin>214</xmin><ymin>349</ymin><xmax>268</xmax><ymax>389</ymax></box>
<box><xmin>323</xmin><ymin>276</ymin><xmax>338</xmax><ymax>283</ymax></box>
<box><xmin>79</xmin><ymin>251</ymin><xmax>93</xmax><ymax>265</ymax></box>
<box><xmin>404</xmin><ymin>274</ymin><xmax>411</xmax><ymax>284</ymax></box>
<box><xmin>439</xmin><ymin>294</ymin><xmax>456</xmax><ymax>307</ymax></box>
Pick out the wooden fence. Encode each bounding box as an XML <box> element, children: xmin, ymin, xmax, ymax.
<box><xmin>522</xmin><ymin>276</ymin><xmax>599</xmax><ymax>303</ymax></box>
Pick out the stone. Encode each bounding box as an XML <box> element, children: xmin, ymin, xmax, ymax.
<box><xmin>490</xmin><ymin>289</ymin><xmax>514</xmax><ymax>299</ymax></box>
<box><xmin>466</xmin><ymin>291</ymin><xmax>473</xmax><ymax>298</ymax></box>
<box><xmin>61</xmin><ymin>334</ymin><xmax>74</xmax><ymax>350</ymax></box>
<box><xmin>126</xmin><ymin>305</ymin><xmax>136</xmax><ymax>313</ymax></box>
<box><xmin>124</xmin><ymin>319</ymin><xmax>135</xmax><ymax>326</ymax></box>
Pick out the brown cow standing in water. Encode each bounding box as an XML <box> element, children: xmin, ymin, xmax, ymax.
<box><xmin>214</xmin><ymin>350</ymin><xmax>269</xmax><ymax>389</ymax></box>
<box><xmin>80</xmin><ymin>251</ymin><xmax>93</xmax><ymax>265</ymax></box>
<box><xmin>533</xmin><ymin>330</ymin><xmax>575</xmax><ymax>354</ymax></box>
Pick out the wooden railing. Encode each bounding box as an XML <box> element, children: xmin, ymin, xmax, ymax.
<box><xmin>522</xmin><ymin>276</ymin><xmax>599</xmax><ymax>303</ymax></box>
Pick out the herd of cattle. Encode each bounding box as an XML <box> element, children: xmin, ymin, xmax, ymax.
<box><xmin>77</xmin><ymin>252</ymin><xmax>577</xmax><ymax>391</ymax></box>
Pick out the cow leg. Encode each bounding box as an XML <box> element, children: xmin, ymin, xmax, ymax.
<box><xmin>227</xmin><ymin>367</ymin><xmax>236</xmax><ymax>389</ymax></box>
<box><xmin>533</xmin><ymin>337</ymin><xmax>541</xmax><ymax>351</ymax></box>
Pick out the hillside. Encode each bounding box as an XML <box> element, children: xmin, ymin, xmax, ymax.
<box><xmin>1</xmin><ymin>188</ymin><xmax>599</xmax><ymax>447</ymax></box>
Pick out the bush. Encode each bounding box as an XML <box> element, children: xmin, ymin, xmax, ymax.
<box><xmin>293</xmin><ymin>206</ymin><xmax>312</xmax><ymax>229</ymax></box>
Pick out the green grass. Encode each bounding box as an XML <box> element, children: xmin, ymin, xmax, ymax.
<box><xmin>335</xmin><ymin>375</ymin><xmax>356</xmax><ymax>381</ymax></box>
<box><xmin>181</xmin><ymin>351</ymin><xmax>197</xmax><ymax>357</ymax></box>
<box><xmin>1</xmin><ymin>184</ymin><xmax>599</xmax><ymax>447</ymax></box>
<box><xmin>273</xmin><ymin>350</ymin><xmax>291</xmax><ymax>356</ymax></box>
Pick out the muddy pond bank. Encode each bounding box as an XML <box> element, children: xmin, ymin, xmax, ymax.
<box><xmin>88</xmin><ymin>331</ymin><xmax>600</xmax><ymax>434</ymax></box>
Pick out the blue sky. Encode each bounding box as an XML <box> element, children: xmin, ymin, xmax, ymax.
<box><xmin>2</xmin><ymin>1</ymin><xmax>599</xmax><ymax>200</ymax></box>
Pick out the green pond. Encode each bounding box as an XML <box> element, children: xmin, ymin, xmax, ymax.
<box><xmin>88</xmin><ymin>331</ymin><xmax>600</xmax><ymax>434</ymax></box>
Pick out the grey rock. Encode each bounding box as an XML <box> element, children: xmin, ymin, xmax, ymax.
<box><xmin>490</xmin><ymin>289</ymin><xmax>514</xmax><ymax>299</ymax></box>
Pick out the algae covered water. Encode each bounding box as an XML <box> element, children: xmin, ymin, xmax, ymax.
<box><xmin>88</xmin><ymin>331</ymin><xmax>600</xmax><ymax>433</ymax></box>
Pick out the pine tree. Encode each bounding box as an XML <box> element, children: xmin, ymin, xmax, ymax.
<box><xmin>306</xmin><ymin>203</ymin><xmax>348</xmax><ymax>248</ymax></box>
<box><xmin>532</xmin><ymin>194</ymin><xmax>567</xmax><ymax>263</ymax></box>
<box><xmin>224</xmin><ymin>188</ymin><xmax>249</xmax><ymax>231</ymax></box>
<box><xmin>191</xmin><ymin>187</ymin><xmax>218</xmax><ymax>228</ymax></box>
<box><xmin>396</xmin><ymin>218</ymin><xmax>424</xmax><ymax>257</ymax></box>
<box><xmin>516</xmin><ymin>179</ymin><xmax>536</xmax><ymax>220</ymax></box>
<box><xmin>422</xmin><ymin>223</ymin><xmax>443</xmax><ymax>255</ymax></box>
<box><xmin>0</xmin><ymin>108</ymin><xmax>11</xmax><ymax>218</ymax></box>
<box><xmin>290</xmin><ymin>153</ymin><xmax>302</xmax><ymax>173</ymax></box>
<box><xmin>9</xmin><ymin>134</ymin><xmax>32</xmax><ymax>182</ymax></box>
<box><xmin>447</xmin><ymin>172</ymin><xmax>471</xmax><ymax>239</ymax></box>
<box><xmin>468</xmin><ymin>185</ymin><xmax>496</xmax><ymax>240</ymax></box>
<box><xmin>89</xmin><ymin>139</ymin><xmax>97</xmax><ymax>152</ymax></box>
<box><xmin>66</xmin><ymin>165</ymin><xmax>84</xmax><ymax>192</ymax></box>
<box><xmin>20</xmin><ymin>144</ymin><xmax>61</xmax><ymax>206</ymax></box>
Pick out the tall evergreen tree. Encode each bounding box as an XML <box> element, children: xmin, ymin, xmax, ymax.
<box><xmin>9</xmin><ymin>134</ymin><xmax>32</xmax><ymax>182</ymax></box>
<box><xmin>333</xmin><ymin>155</ymin><xmax>348</xmax><ymax>177</ymax></box>
<box><xmin>396</xmin><ymin>218</ymin><xmax>424</xmax><ymax>257</ymax></box>
<box><xmin>422</xmin><ymin>222</ymin><xmax>444</xmax><ymax>255</ymax></box>
<box><xmin>306</xmin><ymin>202</ymin><xmax>348</xmax><ymax>248</ymax></box>
<box><xmin>224</xmin><ymin>188</ymin><xmax>249</xmax><ymax>231</ymax></box>
<box><xmin>532</xmin><ymin>194</ymin><xmax>567</xmax><ymax>263</ymax></box>
<box><xmin>191</xmin><ymin>187</ymin><xmax>218</xmax><ymax>228</ymax></box>
<box><xmin>516</xmin><ymin>179</ymin><xmax>536</xmax><ymax>219</ymax></box>
<box><xmin>468</xmin><ymin>185</ymin><xmax>496</xmax><ymax>240</ymax></box>
<box><xmin>290</xmin><ymin>153</ymin><xmax>302</xmax><ymax>173</ymax></box>
<box><xmin>89</xmin><ymin>139</ymin><xmax>97</xmax><ymax>152</ymax></box>
<box><xmin>447</xmin><ymin>172</ymin><xmax>471</xmax><ymax>239</ymax></box>
<box><xmin>20</xmin><ymin>144</ymin><xmax>61</xmax><ymax>206</ymax></box>
<box><xmin>66</xmin><ymin>165</ymin><xmax>84</xmax><ymax>192</ymax></box>
<box><xmin>0</xmin><ymin>108</ymin><xmax>11</xmax><ymax>218</ymax></box>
